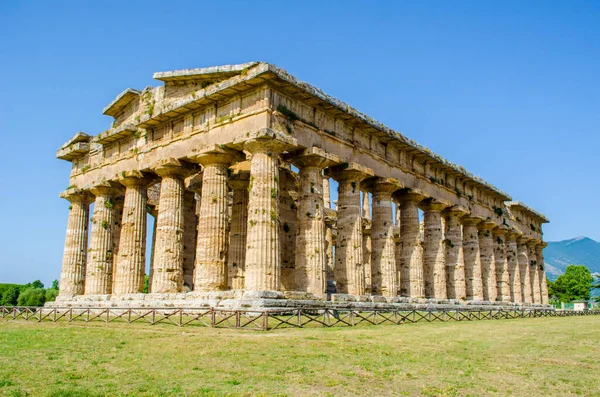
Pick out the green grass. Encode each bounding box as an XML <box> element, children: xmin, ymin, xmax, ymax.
<box><xmin>0</xmin><ymin>316</ymin><xmax>599</xmax><ymax>396</ymax></box>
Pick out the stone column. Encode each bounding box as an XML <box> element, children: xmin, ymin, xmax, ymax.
<box><xmin>191</xmin><ymin>147</ymin><xmax>242</xmax><ymax>291</ymax></box>
<box><xmin>361</xmin><ymin>192</ymin><xmax>372</xmax><ymax>294</ymax></box>
<box><xmin>113</xmin><ymin>171</ymin><xmax>149</xmax><ymax>295</ymax></box>
<box><xmin>323</xmin><ymin>177</ymin><xmax>331</xmax><ymax>208</ymax></box>
<box><xmin>536</xmin><ymin>242</ymin><xmax>549</xmax><ymax>305</ymax></box>
<box><xmin>227</xmin><ymin>170</ymin><xmax>250</xmax><ymax>290</ymax></box>
<box><xmin>58</xmin><ymin>189</ymin><xmax>92</xmax><ymax>297</ymax></box>
<box><xmin>279</xmin><ymin>168</ymin><xmax>298</xmax><ymax>291</ymax></box>
<box><xmin>492</xmin><ymin>226</ymin><xmax>510</xmax><ymax>302</ymax></box>
<box><xmin>150</xmin><ymin>159</ymin><xmax>189</xmax><ymax>293</ymax></box>
<box><xmin>328</xmin><ymin>163</ymin><xmax>374</xmax><ymax>295</ymax></box>
<box><xmin>182</xmin><ymin>191</ymin><xmax>198</xmax><ymax>290</ymax></box>
<box><xmin>506</xmin><ymin>231</ymin><xmax>522</xmax><ymax>303</ymax></box>
<box><xmin>517</xmin><ymin>237</ymin><xmax>532</xmax><ymax>303</ymax></box>
<box><xmin>147</xmin><ymin>209</ymin><xmax>158</xmax><ymax>293</ymax></box>
<box><xmin>395</xmin><ymin>189</ymin><xmax>427</xmax><ymax>298</ymax></box>
<box><xmin>85</xmin><ymin>183</ymin><xmax>121</xmax><ymax>295</ymax></box>
<box><xmin>370</xmin><ymin>178</ymin><xmax>401</xmax><ymax>297</ymax></box>
<box><xmin>462</xmin><ymin>216</ymin><xmax>484</xmax><ymax>301</ymax></box>
<box><xmin>324</xmin><ymin>216</ymin><xmax>335</xmax><ymax>293</ymax></box>
<box><xmin>443</xmin><ymin>206</ymin><xmax>468</xmax><ymax>300</ymax></box>
<box><xmin>243</xmin><ymin>131</ymin><xmax>297</xmax><ymax>292</ymax></box>
<box><xmin>478</xmin><ymin>220</ymin><xmax>497</xmax><ymax>302</ymax></box>
<box><xmin>421</xmin><ymin>198</ymin><xmax>450</xmax><ymax>299</ymax></box>
<box><xmin>293</xmin><ymin>147</ymin><xmax>338</xmax><ymax>295</ymax></box>
<box><xmin>528</xmin><ymin>241</ymin><xmax>541</xmax><ymax>304</ymax></box>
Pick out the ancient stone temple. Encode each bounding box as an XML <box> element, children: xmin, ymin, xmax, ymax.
<box><xmin>52</xmin><ymin>62</ymin><xmax>550</xmax><ymax>309</ymax></box>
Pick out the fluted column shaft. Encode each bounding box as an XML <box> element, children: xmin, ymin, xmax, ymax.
<box><xmin>517</xmin><ymin>238</ymin><xmax>532</xmax><ymax>303</ymax></box>
<box><xmin>182</xmin><ymin>191</ymin><xmax>198</xmax><ymax>289</ymax></box>
<box><xmin>86</xmin><ymin>186</ymin><xmax>120</xmax><ymax>295</ymax></box>
<box><xmin>478</xmin><ymin>222</ymin><xmax>497</xmax><ymax>302</ymax></box>
<box><xmin>228</xmin><ymin>172</ymin><xmax>249</xmax><ymax>290</ymax></box>
<box><xmin>371</xmin><ymin>180</ymin><xmax>399</xmax><ymax>297</ymax></box>
<box><xmin>506</xmin><ymin>233</ymin><xmax>522</xmax><ymax>303</ymax></box>
<box><xmin>493</xmin><ymin>228</ymin><xmax>510</xmax><ymax>302</ymax></box>
<box><xmin>444</xmin><ymin>208</ymin><xmax>467</xmax><ymax>300</ymax></box>
<box><xmin>536</xmin><ymin>243</ymin><xmax>549</xmax><ymax>305</ymax></box>
<box><xmin>323</xmin><ymin>177</ymin><xmax>331</xmax><ymax>209</ymax></box>
<box><xmin>151</xmin><ymin>163</ymin><xmax>187</xmax><ymax>293</ymax></box>
<box><xmin>462</xmin><ymin>217</ymin><xmax>483</xmax><ymax>301</ymax></box>
<box><xmin>59</xmin><ymin>191</ymin><xmax>91</xmax><ymax>296</ymax></box>
<box><xmin>421</xmin><ymin>200</ymin><xmax>449</xmax><ymax>299</ymax></box>
<box><xmin>397</xmin><ymin>190</ymin><xmax>426</xmax><ymax>298</ymax></box>
<box><xmin>114</xmin><ymin>175</ymin><xmax>149</xmax><ymax>295</ymax></box>
<box><xmin>529</xmin><ymin>242</ymin><xmax>541</xmax><ymax>304</ymax></box>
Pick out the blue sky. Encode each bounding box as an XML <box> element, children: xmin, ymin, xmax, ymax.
<box><xmin>0</xmin><ymin>1</ymin><xmax>598</xmax><ymax>285</ymax></box>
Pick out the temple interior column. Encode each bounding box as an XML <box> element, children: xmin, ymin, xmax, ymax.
<box><xmin>58</xmin><ymin>189</ymin><xmax>92</xmax><ymax>297</ymax></box>
<box><xmin>537</xmin><ymin>242</ymin><xmax>549</xmax><ymax>305</ymax></box>
<box><xmin>528</xmin><ymin>241</ymin><xmax>541</xmax><ymax>304</ymax></box>
<box><xmin>279</xmin><ymin>167</ymin><xmax>298</xmax><ymax>291</ymax></box>
<box><xmin>396</xmin><ymin>189</ymin><xmax>427</xmax><ymax>298</ymax></box>
<box><xmin>227</xmin><ymin>170</ymin><xmax>250</xmax><ymax>290</ymax></box>
<box><xmin>113</xmin><ymin>171</ymin><xmax>149</xmax><ymax>295</ymax></box>
<box><xmin>293</xmin><ymin>147</ymin><xmax>337</xmax><ymax>295</ymax></box>
<box><xmin>462</xmin><ymin>216</ymin><xmax>484</xmax><ymax>301</ymax></box>
<box><xmin>370</xmin><ymin>178</ymin><xmax>401</xmax><ymax>297</ymax></box>
<box><xmin>328</xmin><ymin>163</ymin><xmax>374</xmax><ymax>295</ymax></box>
<box><xmin>147</xmin><ymin>208</ymin><xmax>158</xmax><ymax>293</ymax></box>
<box><xmin>361</xmin><ymin>191</ymin><xmax>372</xmax><ymax>293</ymax></box>
<box><xmin>478</xmin><ymin>221</ymin><xmax>497</xmax><ymax>302</ymax></box>
<box><xmin>191</xmin><ymin>147</ymin><xmax>241</xmax><ymax>291</ymax></box>
<box><xmin>150</xmin><ymin>159</ymin><xmax>188</xmax><ymax>293</ymax></box>
<box><xmin>517</xmin><ymin>237</ymin><xmax>532</xmax><ymax>303</ymax></box>
<box><xmin>443</xmin><ymin>206</ymin><xmax>468</xmax><ymax>300</ymax></box>
<box><xmin>506</xmin><ymin>231</ymin><xmax>522</xmax><ymax>303</ymax></box>
<box><xmin>243</xmin><ymin>131</ymin><xmax>297</xmax><ymax>292</ymax></box>
<box><xmin>421</xmin><ymin>198</ymin><xmax>450</xmax><ymax>300</ymax></box>
<box><xmin>492</xmin><ymin>226</ymin><xmax>510</xmax><ymax>302</ymax></box>
<box><xmin>182</xmin><ymin>191</ymin><xmax>198</xmax><ymax>290</ymax></box>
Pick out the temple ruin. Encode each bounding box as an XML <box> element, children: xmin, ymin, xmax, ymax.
<box><xmin>52</xmin><ymin>62</ymin><xmax>550</xmax><ymax>309</ymax></box>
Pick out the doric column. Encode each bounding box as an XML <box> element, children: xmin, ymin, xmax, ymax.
<box><xmin>478</xmin><ymin>220</ymin><xmax>497</xmax><ymax>302</ymax></box>
<box><xmin>528</xmin><ymin>240</ymin><xmax>541</xmax><ymax>304</ymax></box>
<box><xmin>361</xmin><ymin>192</ymin><xmax>372</xmax><ymax>294</ymax></box>
<box><xmin>492</xmin><ymin>226</ymin><xmax>510</xmax><ymax>302</ymax></box>
<box><xmin>227</xmin><ymin>170</ymin><xmax>250</xmax><ymax>290</ymax></box>
<box><xmin>147</xmin><ymin>208</ymin><xmax>158</xmax><ymax>293</ymax></box>
<box><xmin>395</xmin><ymin>189</ymin><xmax>427</xmax><ymax>298</ymax></box>
<box><xmin>278</xmin><ymin>168</ymin><xmax>298</xmax><ymax>291</ymax></box>
<box><xmin>182</xmin><ymin>191</ymin><xmax>198</xmax><ymax>290</ymax></box>
<box><xmin>323</xmin><ymin>177</ymin><xmax>331</xmax><ymax>208</ymax></box>
<box><xmin>243</xmin><ymin>131</ymin><xmax>297</xmax><ymax>292</ymax></box>
<box><xmin>443</xmin><ymin>206</ymin><xmax>468</xmax><ymax>300</ymax></box>
<box><xmin>369</xmin><ymin>178</ymin><xmax>401</xmax><ymax>297</ymax></box>
<box><xmin>461</xmin><ymin>216</ymin><xmax>484</xmax><ymax>301</ymax></box>
<box><xmin>292</xmin><ymin>147</ymin><xmax>338</xmax><ymax>295</ymax></box>
<box><xmin>536</xmin><ymin>242</ymin><xmax>549</xmax><ymax>305</ymax></box>
<box><xmin>58</xmin><ymin>189</ymin><xmax>92</xmax><ymax>297</ymax></box>
<box><xmin>325</xmin><ymin>214</ymin><xmax>335</xmax><ymax>293</ymax></box>
<box><xmin>190</xmin><ymin>147</ymin><xmax>242</xmax><ymax>291</ymax></box>
<box><xmin>421</xmin><ymin>198</ymin><xmax>450</xmax><ymax>299</ymax></box>
<box><xmin>506</xmin><ymin>231</ymin><xmax>522</xmax><ymax>303</ymax></box>
<box><xmin>85</xmin><ymin>182</ymin><xmax>122</xmax><ymax>295</ymax></box>
<box><xmin>113</xmin><ymin>171</ymin><xmax>150</xmax><ymax>295</ymax></box>
<box><xmin>517</xmin><ymin>237</ymin><xmax>532</xmax><ymax>303</ymax></box>
<box><xmin>150</xmin><ymin>159</ymin><xmax>190</xmax><ymax>293</ymax></box>
<box><xmin>328</xmin><ymin>163</ymin><xmax>374</xmax><ymax>295</ymax></box>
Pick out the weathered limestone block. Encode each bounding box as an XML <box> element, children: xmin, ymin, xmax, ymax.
<box><xmin>517</xmin><ymin>237</ymin><xmax>533</xmax><ymax>303</ymax></box>
<box><xmin>182</xmin><ymin>191</ymin><xmax>198</xmax><ymax>290</ymax></box>
<box><xmin>421</xmin><ymin>198</ymin><xmax>450</xmax><ymax>299</ymax></box>
<box><xmin>293</xmin><ymin>147</ymin><xmax>338</xmax><ymax>295</ymax></box>
<box><xmin>151</xmin><ymin>159</ymin><xmax>189</xmax><ymax>293</ymax></box>
<box><xmin>443</xmin><ymin>206</ymin><xmax>468</xmax><ymax>300</ymax></box>
<box><xmin>191</xmin><ymin>147</ymin><xmax>242</xmax><ymax>291</ymax></box>
<box><xmin>227</xmin><ymin>170</ymin><xmax>249</xmax><ymax>289</ymax></box>
<box><xmin>528</xmin><ymin>240</ymin><xmax>541</xmax><ymax>304</ymax></box>
<box><xmin>86</xmin><ymin>183</ymin><xmax>122</xmax><ymax>295</ymax></box>
<box><xmin>462</xmin><ymin>216</ymin><xmax>484</xmax><ymax>301</ymax></box>
<box><xmin>506</xmin><ymin>231</ymin><xmax>522</xmax><ymax>303</ymax></box>
<box><xmin>243</xmin><ymin>131</ymin><xmax>297</xmax><ymax>292</ymax></box>
<box><xmin>536</xmin><ymin>242</ymin><xmax>549</xmax><ymax>305</ymax></box>
<box><xmin>478</xmin><ymin>220</ymin><xmax>497</xmax><ymax>302</ymax></box>
<box><xmin>492</xmin><ymin>226</ymin><xmax>510</xmax><ymax>302</ymax></box>
<box><xmin>59</xmin><ymin>189</ymin><xmax>92</xmax><ymax>296</ymax></box>
<box><xmin>396</xmin><ymin>189</ymin><xmax>427</xmax><ymax>298</ymax></box>
<box><xmin>279</xmin><ymin>167</ymin><xmax>298</xmax><ymax>291</ymax></box>
<box><xmin>113</xmin><ymin>171</ymin><xmax>150</xmax><ymax>295</ymax></box>
<box><xmin>369</xmin><ymin>178</ymin><xmax>401</xmax><ymax>297</ymax></box>
<box><xmin>328</xmin><ymin>163</ymin><xmax>374</xmax><ymax>295</ymax></box>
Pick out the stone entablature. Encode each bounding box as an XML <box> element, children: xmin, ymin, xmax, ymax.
<box><xmin>55</xmin><ymin>62</ymin><xmax>550</xmax><ymax>308</ymax></box>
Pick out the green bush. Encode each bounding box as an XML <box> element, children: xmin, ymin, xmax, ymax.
<box><xmin>45</xmin><ymin>288</ymin><xmax>59</xmax><ymax>302</ymax></box>
<box><xmin>0</xmin><ymin>285</ymin><xmax>22</xmax><ymax>306</ymax></box>
<box><xmin>17</xmin><ymin>288</ymin><xmax>46</xmax><ymax>306</ymax></box>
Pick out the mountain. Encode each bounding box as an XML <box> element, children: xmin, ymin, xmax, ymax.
<box><xmin>543</xmin><ymin>237</ymin><xmax>600</xmax><ymax>280</ymax></box>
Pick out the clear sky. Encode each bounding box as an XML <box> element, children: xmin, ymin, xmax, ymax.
<box><xmin>1</xmin><ymin>1</ymin><xmax>598</xmax><ymax>285</ymax></box>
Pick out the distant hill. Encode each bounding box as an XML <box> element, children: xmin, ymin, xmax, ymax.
<box><xmin>544</xmin><ymin>237</ymin><xmax>600</xmax><ymax>280</ymax></box>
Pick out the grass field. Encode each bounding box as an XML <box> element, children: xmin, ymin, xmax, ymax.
<box><xmin>0</xmin><ymin>316</ymin><xmax>599</xmax><ymax>397</ymax></box>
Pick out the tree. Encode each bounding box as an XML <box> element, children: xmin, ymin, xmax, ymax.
<box><xmin>51</xmin><ymin>279</ymin><xmax>59</xmax><ymax>290</ymax></box>
<box><xmin>551</xmin><ymin>265</ymin><xmax>593</xmax><ymax>302</ymax></box>
<box><xmin>0</xmin><ymin>286</ymin><xmax>21</xmax><ymax>306</ymax></box>
<box><xmin>17</xmin><ymin>288</ymin><xmax>46</xmax><ymax>306</ymax></box>
<box><xmin>25</xmin><ymin>280</ymin><xmax>44</xmax><ymax>289</ymax></box>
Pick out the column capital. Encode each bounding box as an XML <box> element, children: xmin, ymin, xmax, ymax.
<box><xmin>152</xmin><ymin>158</ymin><xmax>197</xmax><ymax>177</ymax></box>
<box><xmin>517</xmin><ymin>236</ymin><xmax>532</xmax><ymax>245</ymax></box>
<box><xmin>240</xmin><ymin>128</ymin><xmax>298</xmax><ymax>155</ymax></box>
<box><xmin>394</xmin><ymin>188</ymin><xmax>428</xmax><ymax>204</ymax></box>
<box><xmin>291</xmin><ymin>146</ymin><xmax>340</xmax><ymax>170</ymax></box>
<box><xmin>89</xmin><ymin>181</ymin><xmax>123</xmax><ymax>197</ymax></box>
<box><xmin>443</xmin><ymin>205</ymin><xmax>469</xmax><ymax>218</ymax></box>
<box><xmin>363</xmin><ymin>177</ymin><xmax>403</xmax><ymax>194</ymax></box>
<box><xmin>492</xmin><ymin>225</ymin><xmax>510</xmax><ymax>237</ymax></box>
<box><xmin>118</xmin><ymin>170</ymin><xmax>151</xmax><ymax>187</ymax></box>
<box><xmin>477</xmin><ymin>220</ymin><xmax>497</xmax><ymax>231</ymax></box>
<box><xmin>506</xmin><ymin>229</ymin><xmax>522</xmax><ymax>240</ymax></box>
<box><xmin>228</xmin><ymin>170</ymin><xmax>250</xmax><ymax>190</ymax></box>
<box><xmin>527</xmin><ymin>239</ymin><xmax>541</xmax><ymax>249</ymax></box>
<box><xmin>60</xmin><ymin>188</ymin><xmax>93</xmax><ymax>204</ymax></box>
<box><xmin>461</xmin><ymin>215</ymin><xmax>485</xmax><ymax>226</ymax></box>
<box><xmin>420</xmin><ymin>197</ymin><xmax>451</xmax><ymax>212</ymax></box>
<box><xmin>536</xmin><ymin>241</ymin><xmax>548</xmax><ymax>251</ymax></box>
<box><xmin>326</xmin><ymin>162</ymin><xmax>374</xmax><ymax>182</ymax></box>
<box><xmin>189</xmin><ymin>145</ymin><xmax>244</xmax><ymax>167</ymax></box>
